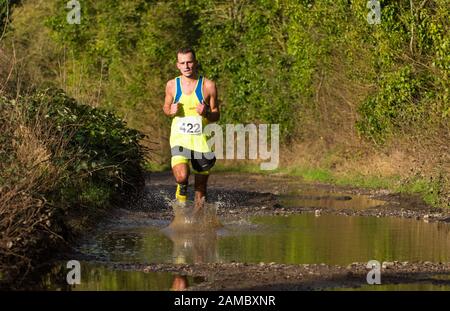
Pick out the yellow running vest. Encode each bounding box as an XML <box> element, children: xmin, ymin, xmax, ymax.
<box><xmin>169</xmin><ymin>76</ymin><xmax>211</xmax><ymax>153</ymax></box>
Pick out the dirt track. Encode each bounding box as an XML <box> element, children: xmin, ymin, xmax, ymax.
<box><xmin>136</xmin><ymin>171</ymin><xmax>449</xmax><ymax>223</ymax></box>
<box><xmin>109</xmin><ymin>171</ymin><xmax>450</xmax><ymax>290</ymax></box>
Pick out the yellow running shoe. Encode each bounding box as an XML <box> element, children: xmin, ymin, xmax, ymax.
<box><xmin>175</xmin><ymin>183</ymin><xmax>187</xmax><ymax>203</ymax></box>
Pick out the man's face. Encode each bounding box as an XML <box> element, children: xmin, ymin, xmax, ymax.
<box><xmin>177</xmin><ymin>52</ymin><xmax>197</xmax><ymax>78</ymax></box>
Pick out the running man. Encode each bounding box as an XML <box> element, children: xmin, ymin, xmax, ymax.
<box><xmin>163</xmin><ymin>47</ymin><xmax>219</xmax><ymax>211</ymax></box>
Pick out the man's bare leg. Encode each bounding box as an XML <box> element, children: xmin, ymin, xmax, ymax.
<box><xmin>194</xmin><ymin>174</ymin><xmax>209</xmax><ymax>212</ymax></box>
<box><xmin>172</xmin><ymin>163</ymin><xmax>189</xmax><ymax>203</ymax></box>
<box><xmin>172</xmin><ymin>163</ymin><xmax>189</xmax><ymax>183</ymax></box>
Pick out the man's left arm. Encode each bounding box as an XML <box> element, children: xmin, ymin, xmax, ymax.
<box><xmin>204</xmin><ymin>79</ymin><xmax>220</xmax><ymax>122</ymax></box>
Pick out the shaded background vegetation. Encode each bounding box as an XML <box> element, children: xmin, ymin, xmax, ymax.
<box><xmin>2</xmin><ymin>1</ymin><xmax>448</xmax><ymax>166</ymax></box>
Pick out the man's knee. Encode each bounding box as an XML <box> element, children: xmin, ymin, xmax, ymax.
<box><xmin>173</xmin><ymin>165</ymin><xmax>189</xmax><ymax>184</ymax></box>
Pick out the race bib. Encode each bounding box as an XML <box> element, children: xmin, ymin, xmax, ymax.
<box><xmin>177</xmin><ymin>116</ymin><xmax>202</xmax><ymax>135</ymax></box>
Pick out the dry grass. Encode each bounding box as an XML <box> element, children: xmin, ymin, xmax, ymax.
<box><xmin>0</xmin><ymin>101</ymin><xmax>67</xmax><ymax>285</ymax></box>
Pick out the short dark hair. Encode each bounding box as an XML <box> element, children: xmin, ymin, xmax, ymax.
<box><xmin>177</xmin><ymin>47</ymin><xmax>196</xmax><ymax>60</ymax></box>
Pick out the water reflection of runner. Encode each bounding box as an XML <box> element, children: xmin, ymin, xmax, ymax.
<box><xmin>171</xmin><ymin>275</ymin><xmax>188</xmax><ymax>291</ymax></box>
<box><xmin>166</xmin><ymin>228</ymin><xmax>219</xmax><ymax>291</ymax></box>
<box><xmin>175</xmin><ymin>232</ymin><xmax>218</xmax><ymax>264</ymax></box>
<box><xmin>163</xmin><ymin>47</ymin><xmax>220</xmax><ymax>212</ymax></box>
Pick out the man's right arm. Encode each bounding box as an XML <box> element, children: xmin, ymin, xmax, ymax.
<box><xmin>163</xmin><ymin>80</ymin><xmax>176</xmax><ymax>117</ymax></box>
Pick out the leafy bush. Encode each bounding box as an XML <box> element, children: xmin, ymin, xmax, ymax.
<box><xmin>357</xmin><ymin>66</ymin><xmax>424</xmax><ymax>140</ymax></box>
<box><xmin>25</xmin><ymin>88</ymin><xmax>145</xmax><ymax>205</ymax></box>
<box><xmin>0</xmin><ymin>89</ymin><xmax>145</xmax><ymax>286</ymax></box>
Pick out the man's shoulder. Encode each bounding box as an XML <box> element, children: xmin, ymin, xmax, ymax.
<box><xmin>165</xmin><ymin>79</ymin><xmax>176</xmax><ymax>93</ymax></box>
<box><xmin>202</xmin><ymin>77</ymin><xmax>216</xmax><ymax>89</ymax></box>
<box><xmin>166</xmin><ymin>78</ymin><xmax>176</xmax><ymax>86</ymax></box>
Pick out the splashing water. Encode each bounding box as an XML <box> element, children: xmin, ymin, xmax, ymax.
<box><xmin>165</xmin><ymin>198</ymin><xmax>223</xmax><ymax>233</ymax></box>
<box><xmin>161</xmin><ymin>198</ymin><xmax>224</xmax><ymax>263</ymax></box>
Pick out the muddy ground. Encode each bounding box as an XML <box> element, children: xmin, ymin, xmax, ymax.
<box><xmin>134</xmin><ymin>171</ymin><xmax>450</xmax><ymax>222</ymax></box>
<box><xmin>85</xmin><ymin>172</ymin><xmax>450</xmax><ymax>290</ymax></box>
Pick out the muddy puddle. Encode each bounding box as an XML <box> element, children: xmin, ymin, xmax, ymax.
<box><xmin>76</xmin><ymin>213</ymin><xmax>450</xmax><ymax>267</ymax></box>
<box><xmin>280</xmin><ymin>191</ymin><xmax>385</xmax><ymax>210</ymax></box>
<box><xmin>39</xmin><ymin>173</ymin><xmax>450</xmax><ymax>290</ymax></box>
<box><xmin>40</xmin><ymin>261</ymin><xmax>203</xmax><ymax>291</ymax></box>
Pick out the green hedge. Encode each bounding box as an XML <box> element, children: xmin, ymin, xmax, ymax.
<box><xmin>43</xmin><ymin>0</ymin><xmax>448</xmax><ymax>144</ymax></box>
<box><xmin>0</xmin><ymin>89</ymin><xmax>145</xmax><ymax>286</ymax></box>
<box><xmin>25</xmin><ymin>88</ymin><xmax>146</xmax><ymax>206</ymax></box>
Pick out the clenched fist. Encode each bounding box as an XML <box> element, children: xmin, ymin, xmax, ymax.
<box><xmin>196</xmin><ymin>100</ymin><xmax>207</xmax><ymax>116</ymax></box>
<box><xmin>170</xmin><ymin>103</ymin><xmax>179</xmax><ymax>116</ymax></box>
